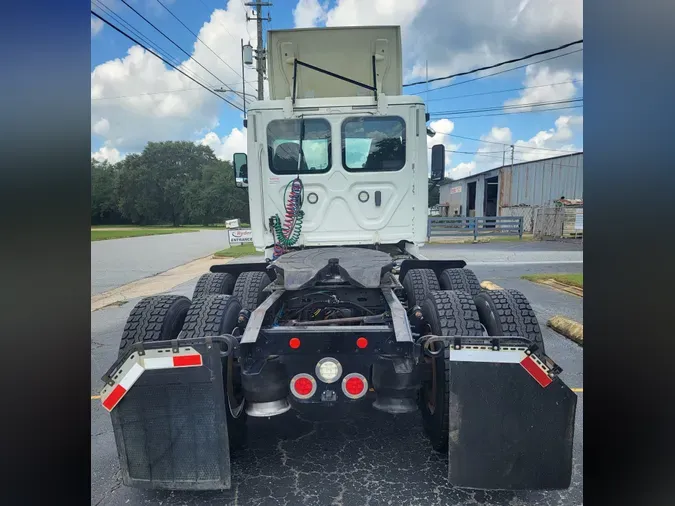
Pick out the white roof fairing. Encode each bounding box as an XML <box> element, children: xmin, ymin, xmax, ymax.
<box><xmin>266</xmin><ymin>26</ymin><xmax>403</xmax><ymax>101</ymax></box>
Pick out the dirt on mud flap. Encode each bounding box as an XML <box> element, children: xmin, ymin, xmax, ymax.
<box><xmin>433</xmin><ymin>336</ymin><xmax>577</xmax><ymax>490</ymax></box>
<box><xmin>99</xmin><ymin>336</ymin><xmax>237</xmax><ymax>491</ymax></box>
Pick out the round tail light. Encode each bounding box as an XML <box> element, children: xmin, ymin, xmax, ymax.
<box><xmin>315</xmin><ymin>357</ymin><xmax>342</xmax><ymax>384</ymax></box>
<box><xmin>290</xmin><ymin>373</ymin><xmax>316</xmax><ymax>399</ymax></box>
<box><xmin>341</xmin><ymin>373</ymin><xmax>368</xmax><ymax>399</ymax></box>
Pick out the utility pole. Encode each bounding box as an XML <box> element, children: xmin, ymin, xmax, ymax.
<box><xmin>241</xmin><ymin>38</ymin><xmax>246</xmax><ymax>117</ymax></box>
<box><xmin>245</xmin><ymin>2</ymin><xmax>272</xmax><ymax>101</ymax></box>
<box><xmin>510</xmin><ymin>144</ymin><xmax>514</xmax><ymax>168</ymax></box>
<box><xmin>502</xmin><ymin>148</ymin><xmax>506</xmax><ymax>167</ymax></box>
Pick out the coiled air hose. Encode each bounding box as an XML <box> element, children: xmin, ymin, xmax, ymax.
<box><xmin>270</xmin><ymin>177</ymin><xmax>304</xmax><ymax>260</ymax></box>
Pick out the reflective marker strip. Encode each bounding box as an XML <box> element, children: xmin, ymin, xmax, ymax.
<box><xmin>102</xmin><ymin>385</ymin><xmax>126</xmax><ymax>411</ymax></box>
<box><xmin>450</xmin><ymin>349</ymin><xmax>524</xmax><ymax>364</ymax></box>
<box><xmin>520</xmin><ymin>355</ymin><xmax>553</xmax><ymax>388</ymax></box>
<box><xmin>173</xmin><ymin>354</ymin><xmax>202</xmax><ymax>367</ymax></box>
<box><xmin>119</xmin><ymin>362</ymin><xmax>145</xmax><ymax>390</ymax></box>
<box><xmin>101</xmin><ymin>362</ymin><xmax>144</xmax><ymax>412</ymax></box>
<box><xmin>143</xmin><ymin>357</ymin><xmax>174</xmax><ymax>370</ymax></box>
<box><xmin>449</xmin><ymin>347</ymin><xmax>554</xmax><ymax>389</ymax></box>
<box><xmin>101</xmin><ymin>349</ymin><xmax>202</xmax><ymax>412</ymax></box>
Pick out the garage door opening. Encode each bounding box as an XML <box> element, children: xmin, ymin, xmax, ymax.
<box><xmin>467</xmin><ymin>182</ymin><xmax>476</xmax><ymax>217</ymax></box>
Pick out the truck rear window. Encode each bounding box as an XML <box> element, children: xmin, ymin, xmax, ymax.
<box><xmin>342</xmin><ymin>116</ymin><xmax>406</xmax><ymax>172</ymax></box>
<box><xmin>267</xmin><ymin>119</ymin><xmax>332</xmax><ymax>174</ymax></box>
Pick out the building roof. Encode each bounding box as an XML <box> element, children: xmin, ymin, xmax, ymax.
<box><xmin>439</xmin><ymin>151</ymin><xmax>583</xmax><ymax>186</ymax></box>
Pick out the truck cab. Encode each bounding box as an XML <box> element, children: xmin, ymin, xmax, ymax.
<box><xmin>232</xmin><ymin>26</ymin><xmax>442</xmax><ymax>258</ymax></box>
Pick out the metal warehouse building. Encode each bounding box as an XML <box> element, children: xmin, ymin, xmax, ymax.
<box><xmin>438</xmin><ymin>152</ymin><xmax>583</xmax><ymax>232</ymax></box>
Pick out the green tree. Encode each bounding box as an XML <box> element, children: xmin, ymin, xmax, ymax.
<box><xmin>428</xmin><ymin>177</ymin><xmax>453</xmax><ymax>207</ymax></box>
<box><xmin>91</xmin><ymin>159</ymin><xmax>124</xmax><ymax>224</ymax></box>
<box><xmin>183</xmin><ymin>160</ymin><xmax>250</xmax><ymax>225</ymax></box>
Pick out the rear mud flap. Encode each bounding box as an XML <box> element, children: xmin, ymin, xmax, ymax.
<box><xmin>447</xmin><ymin>344</ymin><xmax>577</xmax><ymax>490</ymax></box>
<box><xmin>101</xmin><ymin>338</ymin><xmax>233</xmax><ymax>491</ymax></box>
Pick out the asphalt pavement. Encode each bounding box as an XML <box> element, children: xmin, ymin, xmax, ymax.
<box><xmin>91</xmin><ymin>229</ymin><xmax>230</xmax><ymax>295</ymax></box>
<box><xmin>91</xmin><ymin>241</ymin><xmax>583</xmax><ymax>506</ymax></box>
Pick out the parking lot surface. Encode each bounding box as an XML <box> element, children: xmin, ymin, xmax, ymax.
<box><xmin>91</xmin><ymin>242</ymin><xmax>583</xmax><ymax>506</ymax></box>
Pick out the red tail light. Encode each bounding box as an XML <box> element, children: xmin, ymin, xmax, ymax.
<box><xmin>289</xmin><ymin>337</ymin><xmax>301</xmax><ymax>349</ymax></box>
<box><xmin>356</xmin><ymin>337</ymin><xmax>368</xmax><ymax>349</ymax></box>
<box><xmin>341</xmin><ymin>373</ymin><xmax>368</xmax><ymax>399</ymax></box>
<box><xmin>290</xmin><ymin>373</ymin><xmax>316</xmax><ymax>399</ymax></box>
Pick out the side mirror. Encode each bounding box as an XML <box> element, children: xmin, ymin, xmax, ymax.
<box><xmin>430</xmin><ymin>144</ymin><xmax>445</xmax><ymax>182</ymax></box>
<box><xmin>233</xmin><ymin>152</ymin><xmax>248</xmax><ymax>188</ymax></box>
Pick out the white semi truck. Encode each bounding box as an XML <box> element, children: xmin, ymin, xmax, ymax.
<box><xmin>98</xmin><ymin>26</ymin><xmax>577</xmax><ymax>493</ymax></box>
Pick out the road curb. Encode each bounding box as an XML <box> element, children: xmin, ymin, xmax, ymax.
<box><xmin>480</xmin><ymin>280</ymin><xmax>503</xmax><ymax>290</ymax></box>
<box><xmin>91</xmin><ymin>255</ymin><xmax>233</xmax><ymax>312</ymax></box>
<box><xmin>547</xmin><ymin>315</ymin><xmax>583</xmax><ymax>345</ymax></box>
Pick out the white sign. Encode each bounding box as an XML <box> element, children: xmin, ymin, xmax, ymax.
<box><xmin>225</xmin><ymin>219</ymin><xmax>240</xmax><ymax>229</ymax></box>
<box><xmin>450</xmin><ymin>186</ymin><xmax>462</xmax><ymax>194</ymax></box>
<box><xmin>574</xmin><ymin>209</ymin><xmax>583</xmax><ymax>230</ymax></box>
<box><xmin>228</xmin><ymin>229</ymin><xmax>253</xmax><ymax>244</ymax></box>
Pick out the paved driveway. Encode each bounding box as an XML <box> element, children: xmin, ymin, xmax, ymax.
<box><xmin>91</xmin><ymin>230</ymin><xmax>229</xmax><ymax>295</ymax></box>
<box><xmin>91</xmin><ymin>257</ymin><xmax>583</xmax><ymax>506</ymax></box>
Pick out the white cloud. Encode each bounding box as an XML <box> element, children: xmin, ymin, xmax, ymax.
<box><xmin>92</xmin><ymin>118</ymin><xmax>110</xmax><ymax>136</ymax></box>
<box><xmin>92</xmin><ymin>145</ymin><xmax>124</xmax><ymax>164</ymax></box>
<box><xmin>504</xmin><ymin>66</ymin><xmax>582</xmax><ymax>110</ymax></box>
<box><xmin>91</xmin><ymin>1</ymin><xmax>257</xmax><ymax>153</ymax></box>
<box><xmin>197</xmin><ymin>128</ymin><xmax>247</xmax><ymax>161</ymax></box>
<box><xmin>407</xmin><ymin>0</ymin><xmax>582</xmax><ymax>80</ymax></box>
<box><xmin>449</xmin><ymin>161</ymin><xmax>477</xmax><ymax>179</ymax></box>
<box><xmin>293</xmin><ymin>0</ymin><xmax>327</xmax><ymax>28</ymax></box>
<box><xmin>448</xmin><ymin>114</ymin><xmax>583</xmax><ymax>176</ymax></box>
<box><xmin>427</xmin><ymin>118</ymin><xmax>460</xmax><ymax>174</ymax></box>
<box><xmin>514</xmin><ymin>115</ymin><xmax>582</xmax><ymax>161</ymax></box>
<box><xmin>292</xmin><ymin>0</ymin><xmax>582</xmax><ymax>81</ymax></box>
<box><xmin>91</xmin><ymin>18</ymin><xmax>103</xmax><ymax>37</ymax></box>
<box><xmin>323</xmin><ymin>0</ymin><xmax>428</xmax><ymax>30</ymax></box>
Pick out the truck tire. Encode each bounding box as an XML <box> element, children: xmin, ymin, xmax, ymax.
<box><xmin>179</xmin><ymin>294</ymin><xmax>242</xmax><ymax>339</ymax></box>
<box><xmin>438</xmin><ymin>268</ymin><xmax>481</xmax><ymax>296</ymax></box>
<box><xmin>418</xmin><ymin>290</ymin><xmax>482</xmax><ymax>452</ymax></box>
<box><xmin>178</xmin><ymin>294</ymin><xmax>247</xmax><ymax>448</ymax></box>
<box><xmin>192</xmin><ymin>272</ymin><xmax>236</xmax><ymax>299</ymax></box>
<box><xmin>232</xmin><ymin>271</ymin><xmax>271</xmax><ymax>311</ymax></box>
<box><xmin>402</xmin><ymin>268</ymin><xmax>440</xmax><ymax>308</ymax></box>
<box><xmin>473</xmin><ymin>288</ymin><xmax>546</xmax><ymax>355</ymax></box>
<box><xmin>118</xmin><ymin>295</ymin><xmax>191</xmax><ymax>358</ymax></box>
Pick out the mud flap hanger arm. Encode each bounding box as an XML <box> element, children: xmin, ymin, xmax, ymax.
<box><xmin>291</xmin><ymin>57</ymin><xmax>378</xmax><ymax>105</ymax></box>
<box><xmin>100</xmin><ymin>335</ymin><xmax>238</xmax><ymax>386</ymax></box>
<box><xmin>416</xmin><ymin>335</ymin><xmax>563</xmax><ymax>375</ymax></box>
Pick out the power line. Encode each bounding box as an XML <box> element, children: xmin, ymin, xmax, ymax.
<box><xmin>424</xmin><ymin>79</ymin><xmax>583</xmax><ymax>103</ymax></box>
<box><xmin>118</xmin><ymin>0</ymin><xmax>242</xmax><ymax>104</ymax></box>
<box><xmin>431</xmin><ymin>98</ymin><xmax>583</xmax><ymax>116</ymax></box>
<box><xmin>90</xmin><ymin>10</ymin><xmax>244</xmax><ymax>112</ymax></box>
<box><xmin>404</xmin><ymin>39</ymin><xmax>583</xmax><ymax>87</ymax></box>
<box><xmin>91</xmin><ymin>0</ymin><xmax>206</xmax><ymax>86</ymax></box>
<box><xmin>437</xmin><ymin>104</ymin><xmax>583</xmax><ymax>119</ymax></box>
<box><xmin>155</xmin><ymin>0</ymin><xmax>244</xmax><ymax>81</ymax></box>
<box><xmin>196</xmin><ymin>0</ymin><xmax>239</xmax><ymax>44</ymax></box>
<box><xmin>427</xmin><ymin>147</ymin><xmax>505</xmax><ymax>154</ymax></box>
<box><xmin>92</xmin><ymin>80</ymin><xmax>260</xmax><ymax>100</ymax></box>
<box><xmin>426</xmin><ymin>49</ymin><xmax>583</xmax><ymax>94</ymax></box>
<box><xmin>435</xmin><ymin>131</ymin><xmax>581</xmax><ymax>154</ymax></box>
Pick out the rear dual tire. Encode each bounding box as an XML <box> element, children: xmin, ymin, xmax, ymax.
<box><xmin>192</xmin><ymin>272</ymin><xmax>236</xmax><ymax>299</ymax></box>
<box><xmin>118</xmin><ymin>294</ymin><xmax>247</xmax><ymax>449</ymax></box>
<box><xmin>418</xmin><ymin>287</ymin><xmax>545</xmax><ymax>452</ymax></box>
<box><xmin>418</xmin><ymin>290</ymin><xmax>482</xmax><ymax>452</ymax></box>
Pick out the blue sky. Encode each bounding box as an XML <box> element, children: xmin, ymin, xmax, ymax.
<box><xmin>91</xmin><ymin>0</ymin><xmax>583</xmax><ymax>179</ymax></box>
